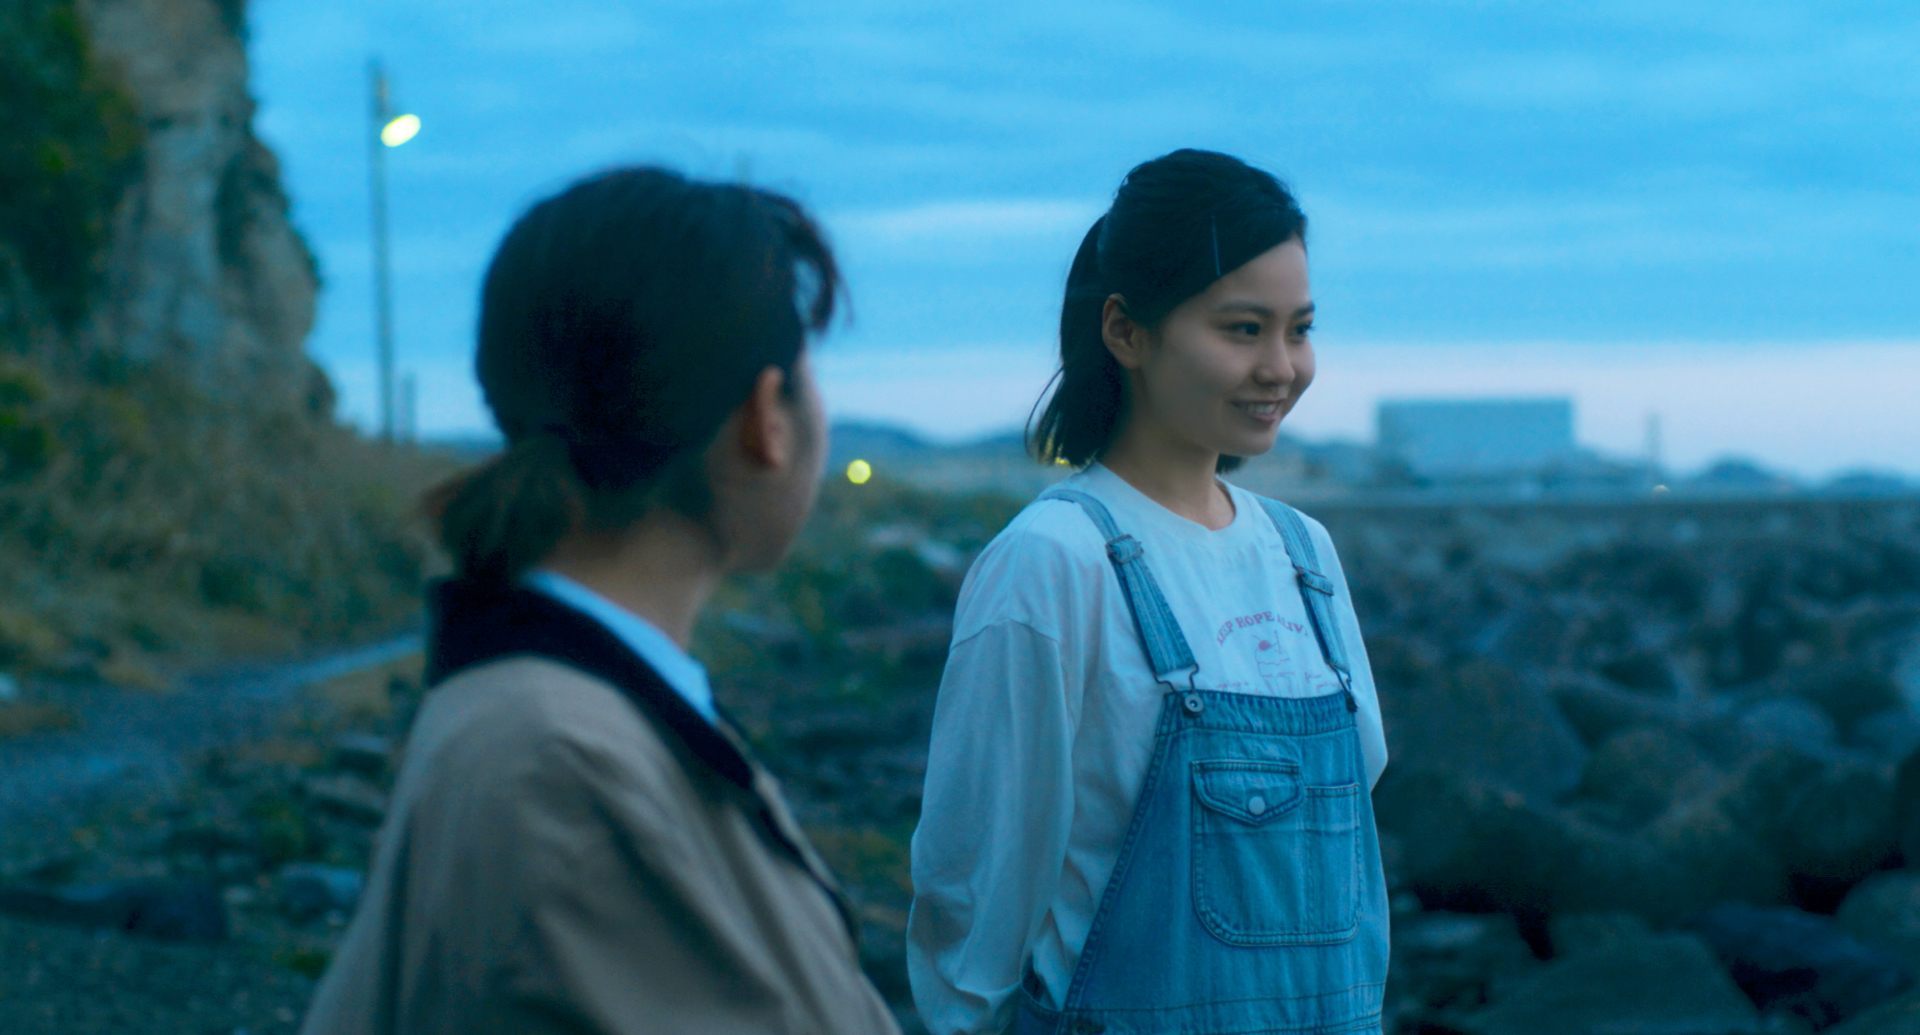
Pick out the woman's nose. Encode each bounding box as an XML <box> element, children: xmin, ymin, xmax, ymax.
<box><xmin>1254</xmin><ymin>343</ymin><xmax>1295</xmax><ymax>387</ymax></box>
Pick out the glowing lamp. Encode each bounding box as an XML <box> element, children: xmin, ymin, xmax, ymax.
<box><xmin>381</xmin><ymin>114</ymin><xmax>421</xmax><ymax>147</ymax></box>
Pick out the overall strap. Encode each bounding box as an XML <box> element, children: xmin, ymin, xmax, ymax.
<box><xmin>1255</xmin><ymin>498</ymin><xmax>1354</xmax><ymax>692</ymax></box>
<box><xmin>1040</xmin><ymin>488</ymin><xmax>1199</xmax><ymax>689</ymax></box>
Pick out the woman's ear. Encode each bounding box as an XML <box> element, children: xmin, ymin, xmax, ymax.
<box><xmin>1101</xmin><ymin>294</ymin><xmax>1150</xmax><ymax>370</ymax></box>
<box><xmin>733</xmin><ymin>365</ymin><xmax>794</xmax><ymax>471</ymax></box>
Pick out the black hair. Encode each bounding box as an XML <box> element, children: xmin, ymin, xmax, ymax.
<box><xmin>426</xmin><ymin>166</ymin><xmax>840</xmax><ymax>582</ymax></box>
<box><xmin>1029</xmin><ymin>149</ymin><xmax>1307</xmax><ymax>473</ymax></box>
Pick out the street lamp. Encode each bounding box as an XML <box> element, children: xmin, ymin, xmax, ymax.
<box><xmin>368</xmin><ymin>58</ymin><xmax>418</xmax><ymax>442</ymax></box>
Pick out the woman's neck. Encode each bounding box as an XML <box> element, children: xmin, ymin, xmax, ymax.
<box><xmin>538</xmin><ymin>513</ymin><xmax>724</xmax><ymax>647</ymax></box>
<box><xmin>1099</xmin><ymin>426</ymin><xmax>1235</xmax><ymax>531</ymax></box>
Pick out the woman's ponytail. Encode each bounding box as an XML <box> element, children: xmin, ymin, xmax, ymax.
<box><xmin>1029</xmin><ymin>217</ymin><xmax>1126</xmax><ymax>467</ymax></box>
<box><xmin>423</xmin><ymin>433</ymin><xmax>586</xmax><ymax>584</ymax></box>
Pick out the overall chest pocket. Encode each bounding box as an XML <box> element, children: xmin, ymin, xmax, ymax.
<box><xmin>1190</xmin><ymin>758</ymin><xmax>1360</xmax><ymax>946</ymax></box>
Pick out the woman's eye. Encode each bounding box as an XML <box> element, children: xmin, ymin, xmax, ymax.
<box><xmin>1227</xmin><ymin>322</ymin><xmax>1261</xmax><ymax>337</ymax></box>
<box><xmin>1293</xmin><ymin>322</ymin><xmax>1314</xmax><ymax>338</ymax></box>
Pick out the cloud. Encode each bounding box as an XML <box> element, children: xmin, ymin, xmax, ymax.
<box><xmin>249</xmin><ymin>0</ymin><xmax>1920</xmax><ymax>476</ymax></box>
<box><xmin>459</xmin><ymin>2</ymin><xmax>654</xmax><ymax>55</ymax></box>
<box><xmin>828</xmin><ymin>199</ymin><xmax>1103</xmax><ymax>252</ymax></box>
<box><xmin>814</xmin><ymin>342</ymin><xmax>1059</xmax><ymax>443</ymax></box>
<box><xmin>1308</xmin><ymin>185</ymin><xmax>1919</xmax><ymax>273</ymax></box>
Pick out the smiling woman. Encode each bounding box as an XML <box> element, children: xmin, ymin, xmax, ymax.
<box><xmin>1030</xmin><ymin>149</ymin><xmax>1313</xmax><ymax>483</ymax></box>
<box><xmin>909</xmin><ymin>150</ymin><xmax>1391</xmax><ymax>1035</ymax></box>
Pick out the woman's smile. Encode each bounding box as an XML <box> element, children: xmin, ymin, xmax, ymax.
<box><xmin>1232</xmin><ymin>397</ymin><xmax>1287</xmax><ymax>425</ymax></box>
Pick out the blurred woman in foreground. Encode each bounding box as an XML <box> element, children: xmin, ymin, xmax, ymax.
<box><xmin>909</xmin><ymin>150</ymin><xmax>1391</xmax><ymax>1035</ymax></box>
<box><xmin>302</xmin><ymin>168</ymin><xmax>899</xmax><ymax>1035</ymax></box>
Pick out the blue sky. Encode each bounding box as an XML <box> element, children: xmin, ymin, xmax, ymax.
<box><xmin>247</xmin><ymin>0</ymin><xmax>1919</xmax><ymax>477</ymax></box>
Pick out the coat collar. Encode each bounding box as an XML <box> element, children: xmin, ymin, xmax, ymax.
<box><xmin>425</xmin><ymin>577</ymin><xmax>755</xmax><ymax>790</ymax></box>
<box><xmin>423</xmin><ymin>576</ymin><xmax>859</xmax><ymax>946</ymax></box>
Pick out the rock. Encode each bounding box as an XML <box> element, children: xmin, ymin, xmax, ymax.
<box><xmin>777</xmin><ymin>701</ymin><xmax>925</xmax><ymax>753</ymax></box>
<box><xmin>1374</xmin><ymin>766</ymin><xmax>1672</xmax><ymax>919</ymax></box>
<box><xmin>1770</xmin><ymin>657</ymin><xmax>1907</xmax><ymax>735</ymax></box>
<box><xmin>1451</xmin><ymin>930</ymin><xmax>1762</xmax><ymax>1035</ymax></box>
<box><xmin>1895</xmin><ymin>747</ymin><xmax>1920</xmax><ymax>866</ymax></box>
<box><xmin>838</xmin><ymin>616</ymin><xmax>954</xmax><ymax>665</ymax></box>
<box><xmin>1837</xmin><ymin>871</ymin><xmax>1920</xmax><ymax>973</ymax></box>
<box><xmin>1735</xmin><ymin>698</ymin><xmax>1842</xmax><ymax>757</ymax></box>
<box><xmin>1575</xmin><ymin>726</ymin><xmax>1723</xmax><ymax>830</ymax></box>
<box><xmin>1683</xmin><ymin>903</ymin><xmax>1913</xmax><ymax>1030</ymax></box>
<box><xmin>278</xmin><ymin>864</ymin><xmax>365</xmax><ymax>922</ymax></box>
<box><xmin>1380</xmin><ymin>831</ymin><xmax>1407</xmax><ymax>891</ymax></box>
<box><xmin>1547</xmin><ymin>911</ymin><xmax>1652</xmax><ymax>959</ymax></box>
<box><xmin>721</xmin><ymin>610</ymin><xmax>806</xmax><ymax>648</ymax></box>
<box><xmin>1707</xmin><ymin>747</ymin><xmax>1895</xmax><ymax>895</ymax></box>
<box><xmin>1381</xmin><ymin>658</ymin><xmax>1588</xmax><ymax>803</ymax></box>
<box><xmin>330</xmin><ymin>732</ymin><xmax>392</xmax><ymax>778</ymax></box>
<box><xmin>1850</xmin><ymin>709</ymin><xmax>1920</xmax><ymax>764</ymax></box>
<box><xmin>1551</xmin><ymin>671</ymin><xmax>1709</xmax><ymax>749</ymax></box>
<box><xmin>1596</xmin><ymin>648</ymin><xmax>1682</xmax><ymax>695</ymax></box>
<box><xmin>1825</xmin><ymin>986</ymin><xmax>1920</xmax><ymax>1035</ymax></box>
<box><xmin>302</xmin><ymin>772</ymin><xmax>389</xmax><ymax>825</ymax></box>
<box><xmin>1479</xmin><ymin>601</ymin><xmax>1574</xmax><ymax>669</ymax></box>
<box><xmin>77</xmin><ymin>0</ymin><xmax>322</xmax><ymax>414</ymax></box>
<box><xmin>1387</xmin><ymin>911</ymin><xmax>1539</xmax><ymax>1015</ymax></box>
<box><xmin>0</xmin><ymin>880</ymin><xmax>226</xmax><ymax>942</ymax></box>
<box><xmin>1377</xmin><ymin>741</ymin><xmax>1894</xmax><ymax>923</ymax></box>
<box><xmin>1641</xmin><ymin>793</ymin><xmax>1791</xmax><ymax>915</ymax></box>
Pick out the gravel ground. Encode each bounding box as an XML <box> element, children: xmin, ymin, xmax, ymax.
<box><xmin>0</xmin><ymin>635</ymin><xmax>935</xmax><ymax>1034</ymax></box>
<box><xmin>0</xmin><ymin>637</ymin><xmax>419</xmax><ymax>863</ymax></box>
<box><xmin>0</xmin><ymin>639</ymin><xmax>419</xmax><ymax>1034</ymax></box>
<box><xmin>0</xmin><ymin>913</ymin><xmax>315</xmax><ymax>1035</ymax></box>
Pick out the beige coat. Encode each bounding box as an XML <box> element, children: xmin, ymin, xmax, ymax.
<box><xmin>301</xmin><ymin>656</ymin><xmax>900</xmax><ymax>1035</ymax></box>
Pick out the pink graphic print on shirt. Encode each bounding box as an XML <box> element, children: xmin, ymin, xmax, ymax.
<box><xmin>1221</xmin><ymin>610</ymin><xmax>1313</xmax><ymax>691</ymax></box>
<box><xmin>1254</xmin><ymin>637</ymin><xmax>1296</xmax><ymax>693</ymax></box>
<box><xmin>1215</xmin><ymin>608</ymin><xmax>1326</xmax><ymax>694</ymax></box>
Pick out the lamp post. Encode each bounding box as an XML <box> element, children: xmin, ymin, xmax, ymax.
<box><xmin>367</xmin><ymin>59</ymin><xmax>419</xmax><ymax>442</ymax></box>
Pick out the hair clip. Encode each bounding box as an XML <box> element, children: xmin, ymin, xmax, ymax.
<box><xmin>1210</xmin><ymin>213</ymin><xmax>1222</xmax><ymax>280</ymax></box>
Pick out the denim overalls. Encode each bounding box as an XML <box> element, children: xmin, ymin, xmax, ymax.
<box><xmin>1011</xmin><ymin>489</ymin><xmax>1389</xmax><ymax>1035</ymax></box>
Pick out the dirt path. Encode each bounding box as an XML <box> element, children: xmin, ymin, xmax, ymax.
<box><xmin>0</xmin><ymin>635</ymin><xmax>420</xmax><ymax>864</ymax></box>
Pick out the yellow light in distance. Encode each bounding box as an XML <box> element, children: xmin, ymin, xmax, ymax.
<box><xmin>381</xmin><ymin>114</ymin><xmax>421</xmax><ymax>147</ymax></box>
<box><xmin>846</xmin><ymin>459</ymin><xmax>872</xmax><ymax>485</ymax></box>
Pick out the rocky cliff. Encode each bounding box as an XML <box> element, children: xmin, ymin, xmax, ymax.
<box><xmin>3</xmin><ymin>0</ymin><xmax>323</xmax><ymax>415</ymax></box>
<box><xmin>0</xmin><ymin>0</ymin><xmax>438</xmax><ymax>675</ymax></box>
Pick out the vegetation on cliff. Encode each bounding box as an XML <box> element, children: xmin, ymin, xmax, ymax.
<box><xmin>0</xmin><ymin>1</ymin><xmax>448</xmax><ymax>681</ymax></box>
<box><xmin>0</xmin><ymin>356</ymin><xmax>448</xmax><ymax>676</ymax></box>
<box><xmin>0</xmin><ymin>0</ymin><xmax>142</xmax><ymax>328</ymax></box>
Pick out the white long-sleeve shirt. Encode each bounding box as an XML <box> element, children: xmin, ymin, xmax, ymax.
<box><xmin>906</xmin><ymin>464</ymin><xmax>1387</xmax><ymax>1035</ymax></box>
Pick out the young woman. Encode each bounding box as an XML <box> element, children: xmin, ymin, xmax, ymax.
<box><xmin>907</xmin><ymin>150</ymin><xmax>1390</xmax><ymax>1035</ymax></box>
<box><xmin>302</xmin><ymin>168</ymin><xmax>900</xmax><ymax>1035</ymax></box>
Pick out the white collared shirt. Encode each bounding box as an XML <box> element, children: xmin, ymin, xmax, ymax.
<box><xmin>521</xmin><ymin>569</ymin><xmax>718</xmax><ymax>724</ymax></box>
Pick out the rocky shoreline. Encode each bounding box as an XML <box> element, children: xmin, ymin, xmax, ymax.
<box><xmin>1</xmin><ymin>489</ymin><xmax>1917</xmax><ymax>1034</ymax></box>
